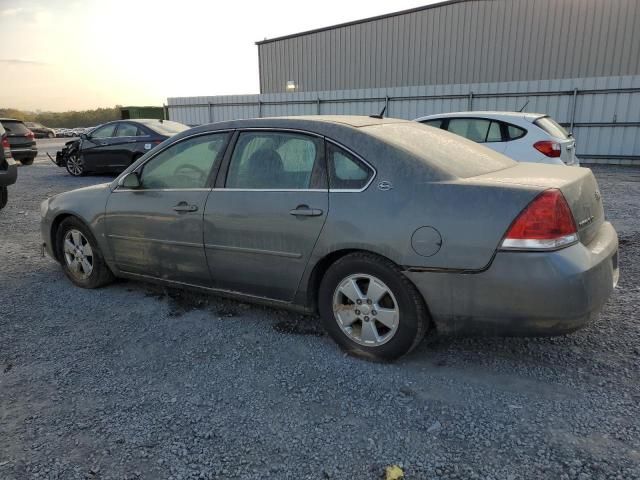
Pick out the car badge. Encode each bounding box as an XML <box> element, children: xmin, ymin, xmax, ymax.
<box><xmin>594</xmin><ymin>190</ymin><xmax>601</xmax><ymax>202</ymax></box>
<box><xmin>378</xmin><ymin>181</ymin><xmax>393</xmax><ymax>191</ymax></box>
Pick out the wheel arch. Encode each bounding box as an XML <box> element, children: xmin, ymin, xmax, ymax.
<box><xmin>49</xmin><ymin>213</ymin><xmax>92</xmax><ymax>262</ymax></box>
<box><xmin>303</xmin><ymin>248</ymin><xmax>430</xmax><ymax>318</ymax></box>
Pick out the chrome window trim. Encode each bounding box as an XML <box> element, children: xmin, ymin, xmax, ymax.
<box><xmin>211</xmin><ymin>188</ymin><xmax>326</xmax><ymax>192</ymax></box>
<box><xmin>325</xmin><ymin>138</ymin><xmax>377</xmax><ymax>193</ymax></box>
<box><xmin>113</xmin><ymin>188</ymin><xmax>212</xmax><ymax>193</ymax></box>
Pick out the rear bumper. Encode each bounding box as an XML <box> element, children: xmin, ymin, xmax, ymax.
<box><xmin>405</xmin><ymin>221</ymin><xmax>618</xmax><ymax>336</ymax></box>
<box><xmin>0</xmin><ymin>157</ymin><xmax>18</xmax><ymax>186</ymax></box>
<box><xmin>11</xmin><ymin>147</ymin><xmax>38</xmax><ymax>160</ymax></box>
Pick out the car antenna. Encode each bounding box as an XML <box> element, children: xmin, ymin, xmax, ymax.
<box><xmin>369</xmin><ymin>105</ymin><xmax>387</xmax><ymax>119</ymax></box>
<box><xmin>518</xmin><ymin>100</ymin><xmax>530</xmax><ymax>112</ymax></box>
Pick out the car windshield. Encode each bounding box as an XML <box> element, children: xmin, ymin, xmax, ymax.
<box><xmin>1</xmin><ymin>120</ymin><xmax>30</xmax><ymax>135</ymax></box>
<box><xmin>146</xmin><ymin>120</ymin><xmax>189</xmax><ymax>136</ymax></box>
<box><xmin>534</xmin><ymin>116</ymin><xmax>570</xmax><ymax>139</ymax></box>
<box><xmin>362</xmin><ymin>121</ymin><xmax>515</xmax><ymax>178</ymax></box>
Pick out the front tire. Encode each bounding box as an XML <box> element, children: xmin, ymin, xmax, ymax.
<box><xmin>0</xmin><ymin>186</ymin><xmax>7</xmax><ymax>210</ymax></box>
<box><xmin>56</xmin><ymin>217</ymin><xmax>114</xmax><ymax>288</ymax></box>
<box><xmin>65</xmin><ymin>153</ymin><xmax>85</xmax><ymax>176</ymax></box>
<box><xmin>47</xmin><ymin>132</ymin><xmax>55</xmax><ymax>138</ymax></box>
<box><xmin>319</xmin><ymin>252</ymin><xmax>430</xmax><ymax>361</ymax></box>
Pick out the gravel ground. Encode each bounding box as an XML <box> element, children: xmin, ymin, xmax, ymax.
<box><xmin>1</xmin><ymin>147</ymin><xmax>639</xmax><ymax>480</ymax></box>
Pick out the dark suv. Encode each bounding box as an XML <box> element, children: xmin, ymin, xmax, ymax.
<box><xmin>24</xmin><ymin>121</ymin><xmax>56</xmax><ymax>138</ymax></box>
<box><xmin>0</xmin><ymin>123</ymin><xmax>18</xmax><ymax>210</ymax></box>
<box><xmin>0</xmin><ymin>118</ymin><xmax>38</xmax><ymax>165</ymax></box>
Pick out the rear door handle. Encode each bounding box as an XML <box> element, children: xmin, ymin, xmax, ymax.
<box><xmin>289</xmin><ymin>205</ymin><xmax>323</xmax><ymax>217</ymax></box>
<box><xmin>173</xmin><ymin>202</ymin><xmax>198</xmax><ymax>213</ymax></box>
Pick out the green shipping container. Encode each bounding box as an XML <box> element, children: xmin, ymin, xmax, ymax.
<box><xmin>120</xmin><ymin>106</ymin><xmax>167</xmax><ymax>120</ymax></box>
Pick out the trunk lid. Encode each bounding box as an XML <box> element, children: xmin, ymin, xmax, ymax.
<box><xmin>468</xmin><ymin>163</ymin><xmax>604</xmax><ymax>245</ymax></box>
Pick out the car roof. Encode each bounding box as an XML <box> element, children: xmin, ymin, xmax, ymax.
<box><xmin>195</xmin><ymin>115</ymin><xmax>410</xmax><ymax>131</ymax></box>
<box><xmin>416</xmin><ymin>111</ymin><xmax>546</xmax><ymax>122</ymax></box>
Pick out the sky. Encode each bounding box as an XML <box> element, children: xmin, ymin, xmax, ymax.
<box><xmin>0</xmin><ymin>0</ymin><xmax>436</xmax><ymax>112</ymax></box>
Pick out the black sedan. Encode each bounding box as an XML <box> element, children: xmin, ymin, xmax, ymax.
<box><xmin>50</xmin><ymin>119</ymin><xmax>189</xmax><ymax>176</ymax></box>
<box><xmin>24</xmin><ymin>121</ymin><xmax>56</xmax><ymax>138</ymax></box>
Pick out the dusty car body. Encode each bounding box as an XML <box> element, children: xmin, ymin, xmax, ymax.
<box><xmin>40</xmin><ymin>116</ymin><xmax>619</xmax><ymax>360</ymax></box>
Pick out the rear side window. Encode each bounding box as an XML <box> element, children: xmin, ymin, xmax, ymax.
<box><xmin>226</xmin><ymin>132</ymin><xmax>323</xmax><ymax>190</ymax></box>
<box><xmin>506</xmin><ymin>124</ymin><xmax>526</xmax><ymax>140</ymax></box>
<box><xmin>534</xmin><ymin>116</ymin><xmax>569</xmax><ymax>139</ymax></box>
<box><xmin>1</xmin><ymin>121</ymin><xmax>30</xmax><ymax>135</ymax></box>
<box><xmin>115</xmin><ymin>123</ymin><xmax>139</xmax><ymax>137</ymax></box>
<box><xmin>327</xmin><ymin>143</ymin><xmax>373</xmax><ymax>190</ymax></box>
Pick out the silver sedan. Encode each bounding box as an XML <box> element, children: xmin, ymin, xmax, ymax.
<box><xmin>41</xmin><ymin>116</ymin><xmax>619</xmax><ymax>360</ymax></box>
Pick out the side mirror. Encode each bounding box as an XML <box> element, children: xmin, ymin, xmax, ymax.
<box><xmin>80</xmin><ymin>133</ymin><xmax>88</xmax><ymax>140</ymax></box>
<box><xmin>120</xmin><ymin>172</ymin><xmax>141</xmax><ymax>189</ymax></box>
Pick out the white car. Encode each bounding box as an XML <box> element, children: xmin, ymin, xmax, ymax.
<box><xmin>415</xmin><ymin>111</ymin><xmax>579</xmax><ymax>166</ymax></box>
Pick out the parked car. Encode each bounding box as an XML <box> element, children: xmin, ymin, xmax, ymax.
<box><xmin>0</xmin><ymin>122</ymin><xmax>18</xmax><ymax>210</ymax></box>
<box><xmin>415</xmin><ymin>111</ymin><xmax>579</xmax><ymax>166</ymax></box>
<box><xmin>40</xmin><ymin>116</ymin><xmax>618</xmax><ymax>360</ymax></box>
<box><xmin>49</xmin><ymin>119</ymin><xmax>189</xmax><ymax>176</ymax></box>
<box><xmin>24</xmin><ymin>121</ymin><xmax>56</xmax><ymax>138</ymax></box>
<box><xmin>0</xmin><ymin>118</ymin><xmax>37</xmax><ymax>165</ymax></box>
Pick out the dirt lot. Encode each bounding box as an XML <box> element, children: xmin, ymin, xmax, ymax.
<box><xmin>1</xmin><ymin>143</ymin><xmax>639</xmax><ymax>479</ymax></box>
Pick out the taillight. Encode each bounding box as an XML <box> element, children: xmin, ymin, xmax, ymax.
<box><xmin>534</xmin><ymin>140</ymin><xmax>561</xmax><ymax>158</ymax></box>
<box><xmin>26</xmin><ymin>130</ymin><xmax>35</xmax><ymax>139</ymax></box>
<box><xmin>501</xmin><ymin>189</ymin><xmax>578</xmax><ymax>250</ymax></box>
<box><xmin>1</xmin><ymin>136</ymin><xmax>11</xmax><ymax>158</ymax></box>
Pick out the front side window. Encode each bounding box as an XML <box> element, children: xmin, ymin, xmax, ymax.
<box><xmin>225</xmin><ymin>132</ymin><xmax>322</xmax><ymax>189</ymax></box>
<box><xmin>327</xmin><ymin>143</ymin><xmax>373</xmax><ymax>190</ymax></box>
<box><xmin>91</xmin><ymin>124</ymin><xmax>116</xmax><ymax>139</ymax></box>
<box><xmin>115</xmin><ymin>123</ymin><xmax>139</xmax><ymax>137</ymax></box>
<box><xmin>421</xmin><ymin>119</ymin><xmax>444</xmax><ymax>129</ymax></box>
<box><xmin>140</xmin><ymin>133</ymin><xmax>229</xmax><ymax>189</ymax></box>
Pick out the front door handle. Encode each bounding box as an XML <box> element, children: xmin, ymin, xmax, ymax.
<box><xmin>173</xmin><ymin>202</ymin><xmax>198</xmax><ymax>213</ymax></box>
<box><xmin>289</xmin><ymin>205</ymin><xmax>323</xmax><ymax>217</ymax></box>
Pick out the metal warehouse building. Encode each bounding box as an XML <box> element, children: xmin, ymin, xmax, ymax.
<box><xmin>168</xmin><ymin>0</ymin><xmax>640</xmax><ymax>164</ymax></box>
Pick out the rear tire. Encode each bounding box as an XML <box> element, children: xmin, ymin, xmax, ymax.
<box><xmin>56</xmin><ymin>217</ymin><xmax>115</xmax><ymax>289</ymax></box>
<box><xmin>318</xmin><ymin>252</ymin><xmax>430</xmax><ymax>361</ymax></box>
<box><xmin>47</xmin><ymin>132</ymin><xmax>55</xmax><ymax>138</ymax></box>
<box><xmin>20</xmin><ymin>157</ymin><xmax>34</xmax><ymax>166</ymax></box>
<box><xmin>0</xmin><ymin>186</ymin><xmax>7</xmax><ymax>210</ymax></box>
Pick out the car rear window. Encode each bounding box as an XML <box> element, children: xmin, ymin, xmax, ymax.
<box><xmin>146</xmin><ymin>120</ymin><xmax>189</xmax><ymax>137</ymax></box>
<box><xmin>362</xmin><ymin>122</ymin><xmax>515</xmax><ymax>179</ymax></box>
<box><xmin>1</xmin><ymin>120</ymin><xmax>30</xmax><ymax>135</ymax></box>
<box><xmin>534</xmin><ymin>116</ymin><xmax>569</xmax><ymax>139</ymax></box>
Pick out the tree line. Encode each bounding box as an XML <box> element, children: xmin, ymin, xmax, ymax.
<box><xmin>0</xmin><ymin>106</ymin><xmax>122</xmax><ymax>128</ymax></box>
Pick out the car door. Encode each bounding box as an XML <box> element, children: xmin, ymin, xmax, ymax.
<box><xmin>445</xmin><ymin>117</ymin><xmax>507</xmax><ymax>154</ymax></box>
<box><xmin>106</xmin><ymin>122</ymin><xmax>152</xmax><ymax>169</ymax></box>
<box><xmin>81</xmin><ymin>123</ymin><xmax>118</xmax><ymax>170</ymax></box>
<box><xmin>105</xmin><ymin>131</ymin><xmax>231</xmax><ymax>285</ymax></box>
<box><xmin>203</xmin><ymin>130</ymin><xmax>329</xmax><ymax>302</ymax></box>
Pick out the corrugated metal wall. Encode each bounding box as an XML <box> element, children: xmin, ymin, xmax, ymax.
<box><xmin>167</xmin><ymin>75</ymin><xmax>640</xmax><ymax>164</ymax></box>
<box><xmin>257</xmin><ymin>0</ymin><xmax>640</xmax><ymax>94</ymax></box>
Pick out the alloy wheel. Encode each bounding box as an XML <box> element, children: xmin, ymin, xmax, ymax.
<box><xmin>332</xmin><ymin>273</ymin><xmax>400</xmax><ymax>346</ymax></box>
<box><xmin>63</xmin><ymin>229</ymin><xmax>94</xmax><ymax>280</ymax></box>
<box><xmin>66</xmin><ymin>155</ymin><xmax>84</xmax><ymax>176</ymax></box>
